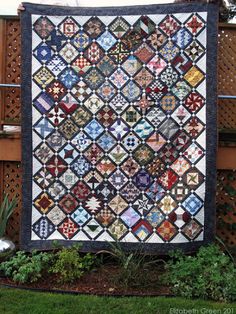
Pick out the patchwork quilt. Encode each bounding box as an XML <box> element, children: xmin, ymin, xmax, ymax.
<box><xmin>21</xmin><ymin>2</ymin><xmax>218</xmax><ymax>252</ymax></box>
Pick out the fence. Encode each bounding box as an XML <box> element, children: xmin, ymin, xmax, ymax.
<box><xmin>0</xmin><ymin>18</ymin><xmax>236</xmax><ymax>248</ymax></box>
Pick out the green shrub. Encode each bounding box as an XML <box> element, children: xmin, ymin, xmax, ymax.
<box><xmin>49</xmin><ymin>245</ymin><xmax>96</xmax><ymax>283</ymax></box>
<box><xmin>0</xmin><ymin>250</ymin><xmax>53</xmax><ymax>283</ymax></box>
<box><xmin>0</xmin><ymin>246</ymin><xmax>96</xmax><ymax>285</ymax></box>
<box><xmin>162</xmin><ymin>244</ymin><xmax>236</xmax><ymax>302</ymax></box>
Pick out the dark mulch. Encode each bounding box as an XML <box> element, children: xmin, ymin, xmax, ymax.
<box><xmin>0</xmin><ymin>263</ymin><xmax>170</xmax><ymax>296</ymax></box>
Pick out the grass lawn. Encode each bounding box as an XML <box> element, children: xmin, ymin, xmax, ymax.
<box><xmin>0</xmin><ymin>287</ymin><xmax>236</xmax><ymax>314</ymax></box>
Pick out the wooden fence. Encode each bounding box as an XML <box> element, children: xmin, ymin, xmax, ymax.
<box><xmin>0</xmin><ymin>18</ymin><xmax>236</xmax><ymax>248</ymax></box>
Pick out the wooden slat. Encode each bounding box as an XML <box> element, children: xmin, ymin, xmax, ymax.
<box><xmin>0</xmin><ymin>136</ymin><xmax>21</xmax><ymax>161</ymax></box>
<box><xmin>219</xmin><ymin>22</ymin><xmax>236</xmax><ymax>29</ymax></box>
<box><xmin>217</xmin><ymin>147</ymin><xmax>236</xmax><ymax>169</ymax></box>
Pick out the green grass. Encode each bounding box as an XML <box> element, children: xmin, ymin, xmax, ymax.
<box><xmin>0</xmin><ymin>287</ymin><xmax>236</xmax><ymax>314</ymax></box>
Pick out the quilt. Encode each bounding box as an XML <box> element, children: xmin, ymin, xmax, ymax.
<box><xmin>21</xmin><ymin>2</ymin><xmax>218</xmax><ymax>252</ymax></box>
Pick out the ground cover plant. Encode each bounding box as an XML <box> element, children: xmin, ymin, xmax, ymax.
<box><xmin>162</xmin><ymin>244</ymin><xmax>236</xmax><ymax>302</ymax></box>
<box><xmin>0</xmin><ymin>245</ymin><xmax>97</xmax><ymax>284</ymax></box>
<box><xmin>0</xmin><ymin>250</ymin><xmax>53</xmax><ymax>283</ymax></box>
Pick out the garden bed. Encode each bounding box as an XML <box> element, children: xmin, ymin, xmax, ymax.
<box><xmin>1</xmin><ymin>244</ymin><xmax>236</xmax><ymax>302</ymax></box>
<box><xmin>0</xmin><ymin>263</ymin><xmax>170</xmax><ymax>296</ymax></box>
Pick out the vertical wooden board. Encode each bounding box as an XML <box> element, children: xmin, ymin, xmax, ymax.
<box><xmin>3</xmin><ymin>161</ymin><xmax>22</xmax><ymax>245</ymax></box>
<box><xmin>0</xmin><ymin>19</ymin><xmax>6</xmax><ymax>127</ymax></box>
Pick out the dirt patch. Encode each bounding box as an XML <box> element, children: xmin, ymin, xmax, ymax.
<box><xmin>0</xmin><ymin>264</ymin><xmax>170</xmax><ymax>296</ymax></box>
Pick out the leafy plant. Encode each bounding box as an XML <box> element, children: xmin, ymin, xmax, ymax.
<box><xmin>49</xmin><ymin>245</ymin><xmax>96</xmax><ymax>283</ymax></box>
<box><xmin>162</xmin><ymin>244</ymin><xmax>236</xmax><ymax>302</ymax></box>
<box><xmin>98</xmin><ymin>240</ymin><xmax>165</xmax><ymax>289</ymax></box>
<box><xmin>0</xmin><ymin>250</ymin><xmax>53</xmax><ymax>283</ymax></box>
<box><xmin>0</xmin><ymin>194</ymin><xmax>17</xmax><ymax>237</ymax></box>
<box><xmin>0</xmin><ymin>245</ymin><xmax>97</xmax><ymax>284</ymax></box>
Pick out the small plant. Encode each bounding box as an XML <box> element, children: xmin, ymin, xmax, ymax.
<box><xmin>162</xmin><ymin>244</ymin><xmax>236</xmax><ymax>302</ymax></box>
<box><xmin>98</xmin><ymin>240</ymin><xmax>165</xmax><ymax>289</ymax></box>
<box><xmin>0</xmin><ymin>194</ymin><xmax>17</xmax><ymax>237</ymax></box>
<box><xmin>49</xmin><ymin>245</ymin><xmax>96</xmax><ymax>283</ymax></box>
<box><xmin>0</xmin><ymin>250</ymin><xmax>53</xmax><ymax>283</ymax></box>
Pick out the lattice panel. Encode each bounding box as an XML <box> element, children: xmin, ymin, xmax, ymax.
<box><xmin>216</xmin><ymin>170</ymin><xmax>236</xmax><ymax>247</ymax></box>
<box><xmin>218</xmin><ymin>27</ymin><xmax>236</xmax><ymax>95</ymax></box>
<box><xmin>2</xmin><ymin>161</ymin><xmax>22</xmax><ymax>245</ymax></box>
<box><xmin>218</xmin><ymin>99</ymin><xmax>236</xmax><ymax>129</ymax></box>
<box><xmin>218</xmin><ymin>26</ymin><xmax>236</xmax><ymax>129</ymax></box>
<box><xmin>4</xmin><ymin>87</ymin><xmax>21</xmax><ymax>123</ymax></box>
<box><xmin>3</xmin><ymin>19</ymin><xmax>21</xmax><ymax>123</ymax></box>
<box><xmin>5</xmin><ymin>19</ymin><xmax>21</xmax><ymax>84</ymax></box>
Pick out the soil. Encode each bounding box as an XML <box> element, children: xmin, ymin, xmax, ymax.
<box><xmin>0</xmin><ymin>263</ymin><xmax>171</xmax><ymax>296</ymax></box>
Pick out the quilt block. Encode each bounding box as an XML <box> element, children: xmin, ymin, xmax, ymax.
<box><xmin>21</xmin><ymin>2</ymin><xmax>218</xmax><ymax>252</ymax></box>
